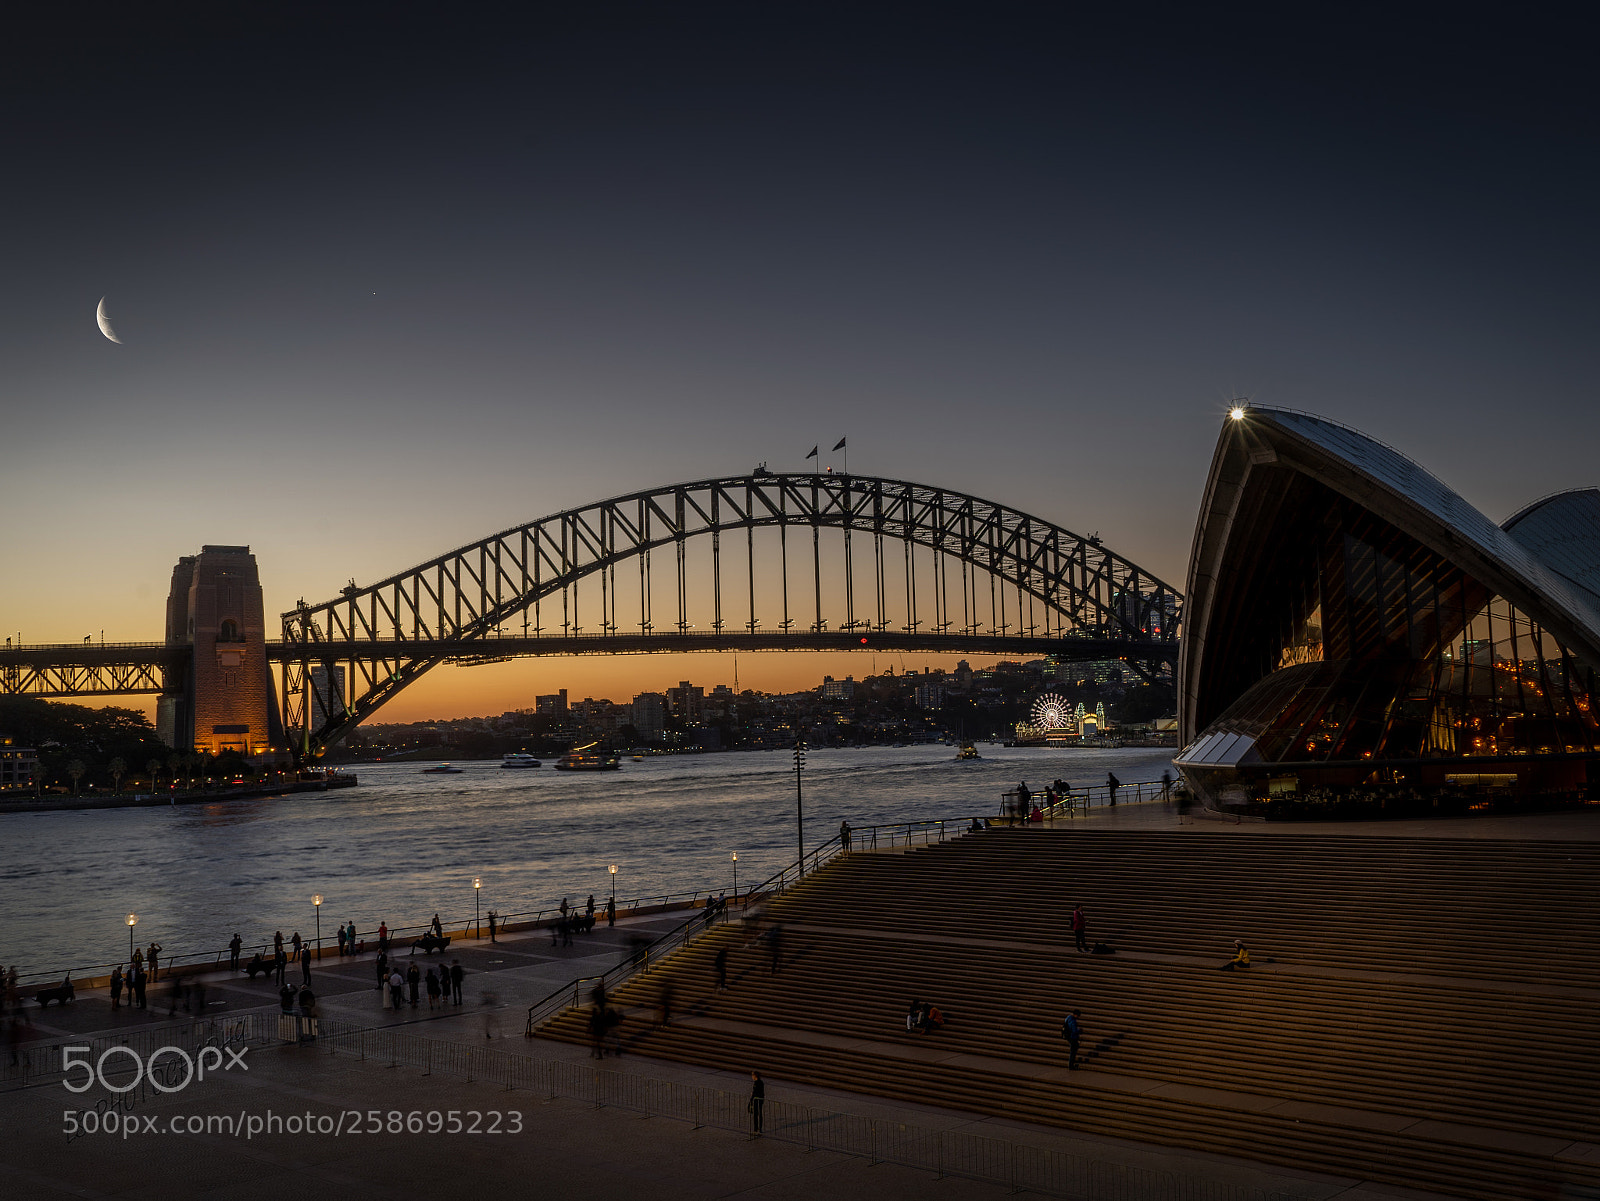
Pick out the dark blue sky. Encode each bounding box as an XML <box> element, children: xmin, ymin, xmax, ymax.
<box><xmin>4</xmin><ymin>3</ymin><xmax>1596</xmax><ymax>714</ymax></box>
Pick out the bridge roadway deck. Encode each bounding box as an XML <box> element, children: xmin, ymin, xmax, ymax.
<box><xmin>0</xmin><ymin>632</ymin><xmax>1176</xmax><ymax>664</ymax></box>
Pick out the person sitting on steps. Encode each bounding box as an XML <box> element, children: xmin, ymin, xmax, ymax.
<box><xmin>1219</xmin><ymin>939</ymin><xmax>1251</xmax><ymax>971</ymax></box>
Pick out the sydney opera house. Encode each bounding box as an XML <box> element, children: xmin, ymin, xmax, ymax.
<box><xmin>1176</xmin><ymin>406</ymin><xmax>1600</xmax><ymax>816</ymax></box>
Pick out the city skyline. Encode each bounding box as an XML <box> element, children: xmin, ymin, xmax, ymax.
<box><xmin>4</xmin><ymin>7</ymin><xmax>1596</xmax><ymax>723</ymax></box>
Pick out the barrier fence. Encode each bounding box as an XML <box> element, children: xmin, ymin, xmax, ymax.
<box><xmin>0</xmin><ymin>1011</ymin><xmax>273</xmax><ymax>1092</ymax></box>
<box><xmin>314</xmin><ymin>1018</ymin><xmax>1306</xmax><ymax>1201</ymax></box>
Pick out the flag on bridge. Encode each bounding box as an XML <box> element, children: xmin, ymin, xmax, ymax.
<box><xmin>832</xmin><ymin>437</ymin><xmax>847</xmax><ymax>451</ymax></box>
<box><xmin>806</xmin><ymin>445</ymin><xmax>818</xmax><ymax>459</ymax></box>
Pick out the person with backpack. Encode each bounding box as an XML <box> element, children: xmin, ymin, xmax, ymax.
<box><xmin>1220</xmin><ymin>939</ymin><xmax>1251</xmax><ymax>971</ymax></box>
<box><xmin>1062</xmin><ymin>1010</ymin><xmax>1083</xmax><ymax>1070</ymax></box>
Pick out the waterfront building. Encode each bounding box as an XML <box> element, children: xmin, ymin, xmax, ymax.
<box><xmin>535</xmin><ymin>690</ymin><xmax>568</xmax><ymax>715</ymax></box>
<box><xmin>1177</xmin><ymin>408</ymin><xmax>1600</xmax><ymax>812</ymax></box>
<box><xmin>0</xmin><ymin>737</ymin><xmax>38</xmax><ymax>790</ymax></box>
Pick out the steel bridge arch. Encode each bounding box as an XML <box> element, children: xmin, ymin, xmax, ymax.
<box><xmin>281</xmin><ymin>472</ymin><xmax>1182</xmax><ymax>756</ymax></box>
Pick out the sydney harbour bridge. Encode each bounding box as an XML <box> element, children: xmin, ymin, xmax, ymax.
<box><xmin>0</xmin><ymin>472</ymin><xmax>1182</xmax><ymax>759</ymax></box>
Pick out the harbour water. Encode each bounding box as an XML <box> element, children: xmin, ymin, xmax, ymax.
<box><xmin>0</xmin><ymin>745</ymin><xmax>1174</xmax><ymax>977</ymax></box>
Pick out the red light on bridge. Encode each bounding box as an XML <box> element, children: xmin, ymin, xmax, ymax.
<box><xmin>860</xmin><ymin>637</ymin><xmax>868</xmax><ymax>644</ymax></box>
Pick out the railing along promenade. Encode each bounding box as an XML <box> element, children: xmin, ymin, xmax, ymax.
<box><xmin>10</xmin><ymin>886</ymin><xmax>789</xmax><ymax>991</ymax></box>
<box><xmin>1001</xmin><ymin>777</ymin><xmax>1171</xmax><ymax>820</ymax></box>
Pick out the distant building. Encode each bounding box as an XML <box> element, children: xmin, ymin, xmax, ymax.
<box><xmin>820</xmin><ymin>675</ymin><xmax>856</xmax><ymax>701</ymax></box>
<box><xmin>0</xmin><ymin>738</ymin><xmax>39</xmax><ymax>791</ymax></box>
<box><xmin>536</xmin><ymin>690</ymin><xmax>568</xmax><ymax>716</ymax></box>
<box><xmin>667</xmin><ymin>680</ymin><xmax>703</xmax><ymax>722</ymax></box>
<box><xmin>631</xmin><ymin>693</ymin><xmax>667</xmax><ymax>741</ymax></box>
<box><xmin>310</xmin><ymin>664</ymin><xmax>347</xmax><ymax>731</ymax></box>
<box><xmin>914</xmin><ymin>682</ymin><xmax>944</xmax><ymax>709</ymax></box>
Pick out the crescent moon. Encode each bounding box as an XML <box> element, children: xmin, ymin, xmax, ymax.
<box><xmin>96</xmin><ymin>296</ymin><xmax>123</xmax><ymax>344</ymax></box>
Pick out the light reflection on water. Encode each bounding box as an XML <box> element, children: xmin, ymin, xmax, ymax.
<box><xmin>0</xmin><ymin>745</ymin><xmax>1173</xmax><ymax>973</ymax></box>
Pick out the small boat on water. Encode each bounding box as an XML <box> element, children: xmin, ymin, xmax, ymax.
<box><xmin>421</xmin><ymin>763</ymin><xmax>462</xmax><ymax>774</ymax></box>
<box><xmin>500</xmin><ymin>753</ymin><xmax>542</xmax><ymax>769</ymax></box>
<box><xmin>956</xmin><ymin>741</ymin><xmax>982</xmax><ymax>760</ymax></box>
<box><xmin>554</xmin><ymin>742</ymin><xmax>621</xmax><ymax>771</ymax></box>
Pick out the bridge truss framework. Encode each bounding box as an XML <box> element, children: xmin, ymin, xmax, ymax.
<box><xmin>279</xmin><ymin>472</ymin><xmax>1182</xmax><ymax>758</ymax></box>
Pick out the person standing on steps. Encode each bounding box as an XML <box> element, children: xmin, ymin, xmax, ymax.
<box><xmin>748</xmin><ymin>1071</ymin><xmax>765</xmax><ymax>1134</ymax></box>
<box><xmin>1220</xmin><ymin>939</ymin><xmax>1251</xmax><ymax>971</ymax></box>
<box><xmin>839</xmin><ymin>820</ymin><xmax>852</xmax><ymax>851</ymax></box>
<box><xmin>1072</xmin><ymin>904</ymin><xmax>1088</xmax><ymax>953</ymax></box>
<box><xmin>767</xmin><ymin>924</ymin><xmax>784</xmax><ymax>975</ymax></box>
<box><xmin>1106</xmin><ymin>772</ymin><xmax>1120</xmax><ymax>806</ymax></box>
<box><xmin>714</xmin><ymin>946</ymin><xmax>729</xmax><ymax>991</ymax></box>
<box><xmin>1062</xmin><ymin>1009</ymin><xmax>1083</xmax><ymax>1070</ymax></box>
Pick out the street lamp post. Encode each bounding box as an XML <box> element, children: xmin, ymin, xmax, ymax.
<box><xmin>608</xmin><ymin>863</ymin><xmax>618</xmax><ymax>910</ymax></box>
<box><xmin>473</xmin><ymin>877</ymin><xmax>482</xmax><ymax>939</ymax></box>
<box><xmin>127</xmin><ymin>913</ymin><xmax>137</xmax><ymax>962</ymax></box>
<box><xmin>793</xmin><ymin>739</ymin><xmax>807</xmax><ymax>872</ymax></box>
<box><xmin>731</xmin><ymin>851</ymin><xmax>739</xmax><ymax>900</ymax></box>
<box><xmin>312</xmin><ymin>895</ymin><xmax>323</xmax><ymax>961</ymax></box>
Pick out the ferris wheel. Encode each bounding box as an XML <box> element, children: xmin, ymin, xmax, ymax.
<box><xmin>1031</xmin><ymin>693</ymin><xmax>1074</xmax><ymax>731</ymax></box>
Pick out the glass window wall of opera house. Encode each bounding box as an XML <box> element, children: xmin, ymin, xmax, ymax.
<box><xmin>1177</xmin><ymin>407</ymin><xmax>1600</xmax><ymax>819</ymax></box>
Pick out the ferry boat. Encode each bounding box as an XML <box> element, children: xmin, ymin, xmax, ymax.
<box><xmin>554</xmin><ymin>742</ymin><xmax>621</xmax><ymax>771</ymax></box>
<box><xmin>956</xmin><ymin>741</ymin><xmax>982</xmax><ymax>760</ymax></box>
<box><xmin>421</xmin><ymin>763</ymin><xmax>462</xmax><ymax>774</ymax></box>
<box><xmin>500</xmin><ymin>753</ymin><xmax>542</xmax><ymax>769</ymax></box>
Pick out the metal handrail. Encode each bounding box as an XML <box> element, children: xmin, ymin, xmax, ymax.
<box><xmin>525</xmin><ymin>831</ymin><xmax>861</xmax><ymax>1037</ymax></box>
<box><xmin>1000</xmin><ymin>778</ymin><xmax>1171</xmax><ymax>821</ymax></box>
<box><xmin>521</xmin><ymin>812</ymin><xmax>1010</xmax><ymax>1037</ymax></box>
<box><xmin>522</xmin><ymin>901</ymin><xmax>735</xmax><ymax>1036</ymax></box>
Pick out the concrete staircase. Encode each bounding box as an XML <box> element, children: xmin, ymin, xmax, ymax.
<box><xmin>536</xmin><ymin>828</ymin><xmax>1600</xmax><ymax>1200</ymax></box>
